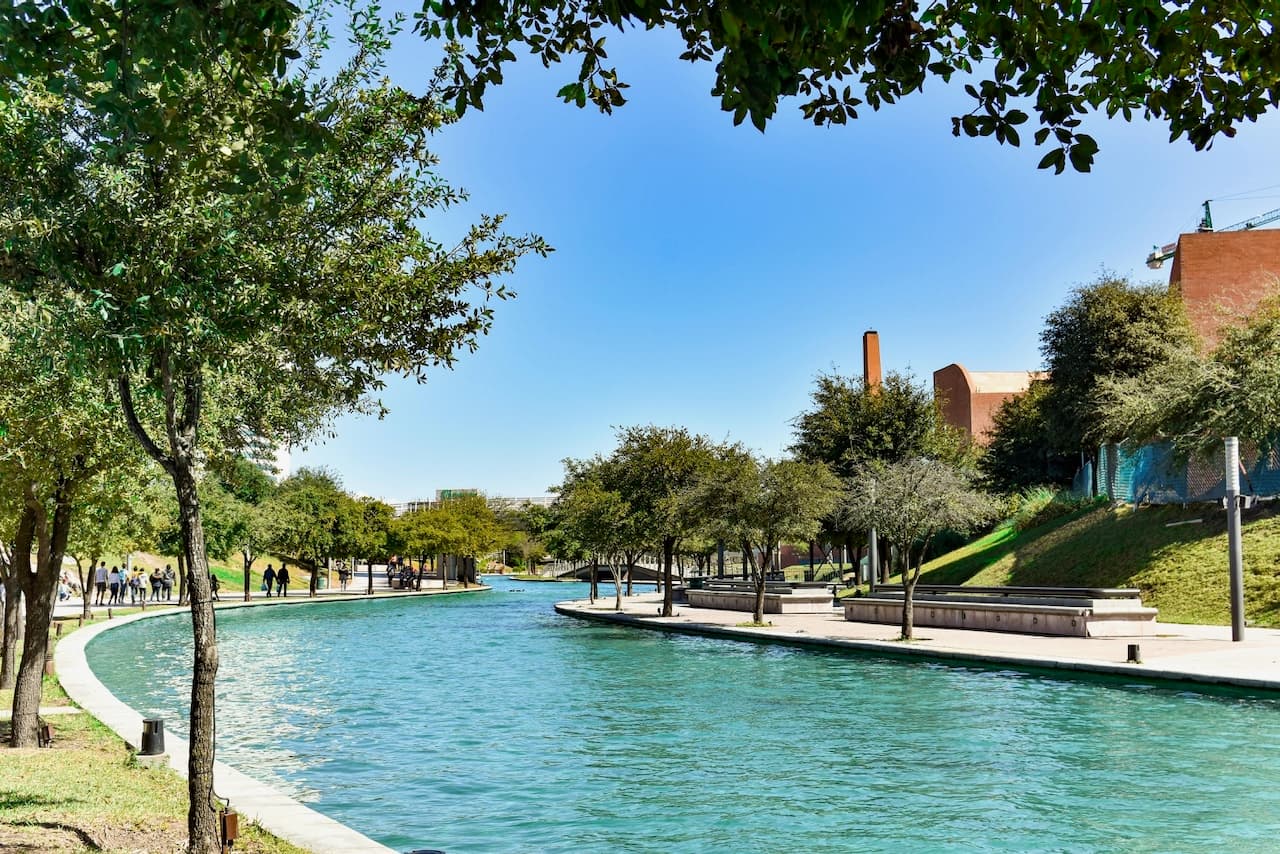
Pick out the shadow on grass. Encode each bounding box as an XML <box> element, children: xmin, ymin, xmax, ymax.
<box><xmin>0</xmin><ymin>789</ymin><xmax>84</xmax><ymax>811</ymax></box>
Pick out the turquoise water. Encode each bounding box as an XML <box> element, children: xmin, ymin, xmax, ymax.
<box><xmin>88</xmin><ymin>577</ymin><xmax>1280</xmax><ymax>852</ymax></box>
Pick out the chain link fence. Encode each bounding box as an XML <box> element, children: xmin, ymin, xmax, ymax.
<box><xmin>1097</xmin><ymin>440</ymin><xmax>1280</xmax><ymax>504</ymax></box>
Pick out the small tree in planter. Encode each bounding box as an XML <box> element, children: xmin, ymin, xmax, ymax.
<box><xmin>843</xmin><ymin>458</ymin><xmax>997</xmax><ymax>640</ymax></box>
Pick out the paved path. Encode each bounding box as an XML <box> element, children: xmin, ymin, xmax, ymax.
<box><xmin>556</xmin><ymin>593</ymin><xmax>1280</xmax><ymax>691</ymax></box>
<box><xmin>53</xmin><ymin>566</ymin><xmax>466</xmax><ymax>620</ymax></box>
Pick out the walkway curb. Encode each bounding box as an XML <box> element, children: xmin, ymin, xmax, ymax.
<box><xmin>554</xmin><ymin>602</ymin><xmax>1280</xmax><ymax>693</ymax></box>
<box><xmin>55</xmin><ymin>589</ymin><xmax>488</xmax><ymax>853</ymax></box>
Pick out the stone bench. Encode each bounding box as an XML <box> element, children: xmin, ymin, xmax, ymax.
<box><xmin>842</xmin><ymin>590</ymin><xmax>1157</xmax><ymax>637</ymax></box>
<box><xmin>687</xmin><ymin>588</ymin><xmax>836</xmax><ymax>615</ymax></box>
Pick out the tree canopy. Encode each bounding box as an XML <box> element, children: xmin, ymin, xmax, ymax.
<box><xmin>1099</xmin><ymin>293</ymin><xmax>1280</xmax><ymax>460</ymax></box>
<box><xmin>1039</xmin><ymin>275</ymin><xmax>1195</xmax><ymax>454</ymax></box>
<box><xmin>843</xmin><ymin>457</ymin><xmax>995</xmax><ymax>638</ymax></box>
<box><xmin>415</xmin><ymin>0</ymin><xmax>1280</xmax><ymax>170</ymax></box>
<box><xmin>791</xmin><ymin>369</ymin><xmax>971</xmax><ymax>478</ymax></box>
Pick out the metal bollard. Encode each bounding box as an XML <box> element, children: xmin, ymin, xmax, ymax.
<box><xmin>140</xmin><ymin>719</ymin><xmax>165</xmax><ymax>755</ymax></box>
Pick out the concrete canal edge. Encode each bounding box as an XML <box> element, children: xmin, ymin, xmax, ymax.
<box><xmin>553</xmin><ymin>601</ymin><xmax>1280</xmax><ymax>694</ymax></box>
<box><xmin>55</xmin><ymin>587</ymin><xmax>490</xmax><ymax>854</ymax></box>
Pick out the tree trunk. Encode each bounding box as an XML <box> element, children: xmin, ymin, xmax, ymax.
<box><xmin>12</xmin><ymin>489</ymin><xmax>71</xmax><ymax>748</ymax></box>
<box><xmin>79</xmin><ymin>556</ymin><xmax>96</xmax><ymax>620</ymax></box>
<box><xmin>741</xmin><ymin>539</ymin><xmax>765</xmax><ymax>625</ymax></box>
<box><xmin>612</xmin><ymin>563</ymin><xmax>622</xmax><ymax>611</ymax></box>
<box><xmin>243</xmin><ymin>551</ymin><xmax>253</xmax><ymax>602</ymax></box>
<box><xmin>625</xmin><ymin>558</ymin><xmax>633</xmax><ymax>597</ymax></box>
<box><xmin>172</xmin><ymin>460</ymin><xmax>221</xmax><ymax>851</ymax></box>
<box><xmin>661</xmin><ymin>537</ymin><xmax>675</xmax><ymax>617</ymax></box>
<box><xmin>118</xmin><ymin>368</ymin><xmax>220</xmax><ymax>853</ymax></box>
<box><xmin>589</xmin><ymin>557</ymin><xmax>598</xmax><ymax>603</ymax></box>
<box><xmin>901</xmin><ymin>569</ymin><xmax>915</xmax><ymax>640</ymax></box>
<box><xmin>0</xmin><ymin>573</ymin><xmax>20</xmax><ymax>691</ymax></box>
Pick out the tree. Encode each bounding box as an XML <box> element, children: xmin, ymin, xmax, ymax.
<box><xmin>415</xmin><ymin>0</ymin><xmax>1280</xmax><ymax>170</ymax></box>
<box><xmin>843</xmin><ymin>458</ymin><xmax>996</xmax><ymax>640</ymax></box>
<box><xmin>556</xmin><ymin>467</ymin><xmax>645</xmax><ymax>611</ymax></box>
<box><xmin>606</xmin><ymin>426</ymin><xmax>718</xmax><ymax>617</ymax></box>
<box><xmin>791</xmin><ymin>368</ymin><xmax>974</xmax><ymax>580</ymax></box>
<box><xmin>792</xmin><ymin>369</ymin><xmax>972</xmax><ymax>477</ymax></box>
<box><xmin>213</xmin><ymin>458</ymin><xmax>277</xmax><ymax>601</ymax></box>
<box><xmin>690</xmin><ymin>448</ymin><xmax>842</xmax><ymax>623</ymax></box>
<box><xmin>436</xmin><ymin>493</ymin><xmax>502</xmax><ymax>585</ymax></box>
<box><xmin>65</xmin><ymin>469</ymin><xmax>166</xmax><ymax>619</ymax></box>
<box><xmin>1099</xmin><ymin>292</ymin><xmax>1280</xmax><ymax>460</ymax></box>
<box><xmin>979</xmin><ymin>380</ymin><xmax>1077</xmax><ymax>492</ymax></box>
<box><xmin>1</xmin><ymin>11</ymin><xmax>545</xmax><ymax>846</ymax></box>
<box><xmin>1039</xmin><ymin>275</ymin><xmax>1195</xmax><ymax>454</ymax></box>
<box><xmin>263</xmin><ymin>468</ymin><xmax>345</xmax><ymax>594</ymax></box>
<box><xmin>0</xmin><ymin>298</ymin><xmax>143</xmax><ymax>747</ymax></box>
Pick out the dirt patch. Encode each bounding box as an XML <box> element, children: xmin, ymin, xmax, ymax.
<box><xmin>0</xmin><ymin>818</ymin><xmax>187</xmax><ymax>852</ymax></box>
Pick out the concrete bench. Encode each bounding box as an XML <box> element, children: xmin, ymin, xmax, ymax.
<box><xmin>687</xmin><ymin>588</ymin><xmax>836</xmax><ymax>614</ymax></box>
<box><xmin>843</xmin><ymin>588</ymin><xmax>1157</xmax><ymax>637</ymax></box>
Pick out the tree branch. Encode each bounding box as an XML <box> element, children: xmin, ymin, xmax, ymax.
<box><xmin>117</xmin><ymin>373</ymin><xmax>173</xmax><ymax>472</ymax></box>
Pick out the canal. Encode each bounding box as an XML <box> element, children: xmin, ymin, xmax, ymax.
<box><xmin>87</xmin><ymin>575</ymin><xmax>1280</xmax><ymax>852</ymax></box>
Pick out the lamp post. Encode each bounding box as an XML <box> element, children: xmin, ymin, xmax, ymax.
<box><xmin>1225</xmin><ymin>437</ymin><xmax>1246</xmax><ymax>642</ymax></box>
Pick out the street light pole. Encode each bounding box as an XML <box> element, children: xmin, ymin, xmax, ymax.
<box><xmin>1225</xmin><ymin>437</ymin><xmax>1246</xmax><ymax>642</ymax></box>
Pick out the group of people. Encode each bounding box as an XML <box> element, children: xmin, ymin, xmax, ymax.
<box><xmin>91</xmin><ymin>562</ymin><xmax>177</xmax><ymax>606</ymax></box>
<box><xmin>261</xmin><ymin>563</ymin><xmax>291</xmax><ymax>597</ymax></box>
<box><xmin>386</xmin><ymin>557</ymin><xmax>423</xmax><ymax>590</ymax></box>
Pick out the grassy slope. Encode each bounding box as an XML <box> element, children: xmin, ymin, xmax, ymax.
<box><xmin>916</xmin><ymin>503</ymin><xmax>1280</xmax><ymax>627</ymax></box>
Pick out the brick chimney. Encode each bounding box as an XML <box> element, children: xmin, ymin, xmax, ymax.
<box><xmin>862</xmin><ymin>330</ymin><xmax>882</xmax><ymax>391</ymax></box>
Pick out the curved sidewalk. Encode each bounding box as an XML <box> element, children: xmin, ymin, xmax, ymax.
<box><xmin>555</xmin><ymin>594</ymin><xmax>1280</xmax><ymax>692</ymax></box>
<box><xmin>54</xmin><ymin>588</ymin><xmax>487</xmax><ymax>854</ymax></box>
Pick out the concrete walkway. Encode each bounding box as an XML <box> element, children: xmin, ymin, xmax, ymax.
<box><xmin>54</xmin><ymin>583</ymin><xmax>490</xmax><ymax>854</ymax></box>
<box><xmin>556</xmin><ymin>593</ymin><xmax>1280</xmax><ymax>692</ymax></box>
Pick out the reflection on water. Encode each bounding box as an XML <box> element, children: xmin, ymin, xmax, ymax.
<box><xmin>88</xmin><ymin>577</ymin><xmax>1280</xmax><ymax>853</ymax></box>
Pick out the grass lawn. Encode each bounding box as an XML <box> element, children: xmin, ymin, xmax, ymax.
<box><xmin>913</xmin><ymin>502</ymin><xmax>1280</xmax><ymax>627</ymax></box>
<box><xmin>0</xmin><ymin>625</ymin><xmax>308</xmax><ymax>853</ymax></box>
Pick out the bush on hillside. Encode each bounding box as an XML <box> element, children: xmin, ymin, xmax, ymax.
<box><xmin>999</xmin><ymin>486</ymin><xmax>1105</xmax><ymax>533</ymax></box>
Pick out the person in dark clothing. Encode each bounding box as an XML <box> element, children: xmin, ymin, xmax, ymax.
<box><xmin>276</xmin><ymin>564</ymin><xmax>290</xmax><ymax>597</ymax></box>
<box><xmin>209</xmin><ymin>572</ymin><xmax>221</xmax><ymax>601</ymax></box>
<box><xmin>262</xmin><ymin>564</ymin><xmax>276</xmax><ymax>597</ymax></box>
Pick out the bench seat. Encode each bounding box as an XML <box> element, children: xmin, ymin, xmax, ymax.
<box><xmin>843</xmin><ymin>593</ymin><xmax>1157</xmax><ymax>637</ymax></box>
<box><xmin>687</xmin><ymin>589</ymin><xmax>836</xmax><ymax>614</ymax></box>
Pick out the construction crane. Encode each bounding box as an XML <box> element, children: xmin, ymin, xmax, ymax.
<box><xmin>1146</xmin><ymin>200</ymin><xmax>1280</xmax><ymax>269</ymax></box>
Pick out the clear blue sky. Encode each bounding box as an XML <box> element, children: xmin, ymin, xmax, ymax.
<box><xmin>291</xmin><ymin>12</ymin><xmax>1280</xmax><ymax>503</ymax></box>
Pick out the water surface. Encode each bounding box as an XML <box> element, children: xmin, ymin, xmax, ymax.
<box><xmin>88</xmin><ymin>577</ymin><xmax>1280</xmax><ymax>852</ymax></box>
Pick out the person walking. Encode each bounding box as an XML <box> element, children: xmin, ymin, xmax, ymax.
<box><xmin>94</xmin><ymin>561</ymin><xmax>108</xmax><ymax>606</ymax></box>
<box><xmin>149</xmin><ymin>567</ymin><xmax>163</xmax><ymax>601</ymax></box>
<box><xmin>107</xmin><ymin>566</ymin><xmax>122</xmax><ymax>605</ymax></box>
<box><xmin>262</xmin><ymin>564</ymin><xmax>275</xmax><ymax>598</ymax></box>
<box><xmin>209</xmin><ymin>572</ymin><xmax>221</xmax><ymax>601</ymax></box>
<box><xmin>128</xmin><ymin>569</ymin><xmax>142</xmax><ymax>604</ymax></box>
<box><xmin>161</xmin><ymin>564</ymin><xmax>175</xmax><ymax>602</ymax></box>
<box><xmin>276</xmin><ymin>563</ymin><xmax>290</xmax><ymax>598</ymax></box>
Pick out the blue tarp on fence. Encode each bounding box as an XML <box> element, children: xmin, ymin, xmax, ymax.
<box><xmin>1098</xmin><ymin>440</ymin><xmax>1280</xmax><ymax>504</ymax></box>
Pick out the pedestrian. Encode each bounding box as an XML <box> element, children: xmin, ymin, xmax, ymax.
<box><xmin>149</xmin><ymin>567</ymin><xmax>162</xmax><ymax>601</ymax></box>
<box><xmin>162</xmin><ymin>564</ymin><xmax>175</xmax><ymax>602</ymax></box>
<box><xmin>276</xmin><ymin>563</ymin><xmax>290</xmax><ymax>597</ymax></box>
<box><xmin>94</xmin><ymin>561</ymin><xmax>108</xmax><ymax>606</ymax></box>
<box><xmin>107</xmin><ymin>566</ymin><xmax>122</xmax><ymax>605</ymax></box>
<box><xmin>128</xmin><ymin>569</ymin><xmax>142</xmax><ymax>604</ymax></box>
<box><xmin>209</xmin><ymin>572</ymin><xmax>220</xmax><ymax>601</ymax></box>
<box><xmin>262</xmin><ymin>564</ymin><xmax>275</xmax><ymax>597</ymax></box>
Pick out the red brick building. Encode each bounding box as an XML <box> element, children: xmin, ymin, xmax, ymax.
<box><xmin>1167</xmin><ymin>229</ymin><xmax>1280</xmax><ymax>346</ymax></box>
<box><xmin>933</xmin><ymin>364</ymin><xmax>1046</xmax><ymax>444</ymax></box>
